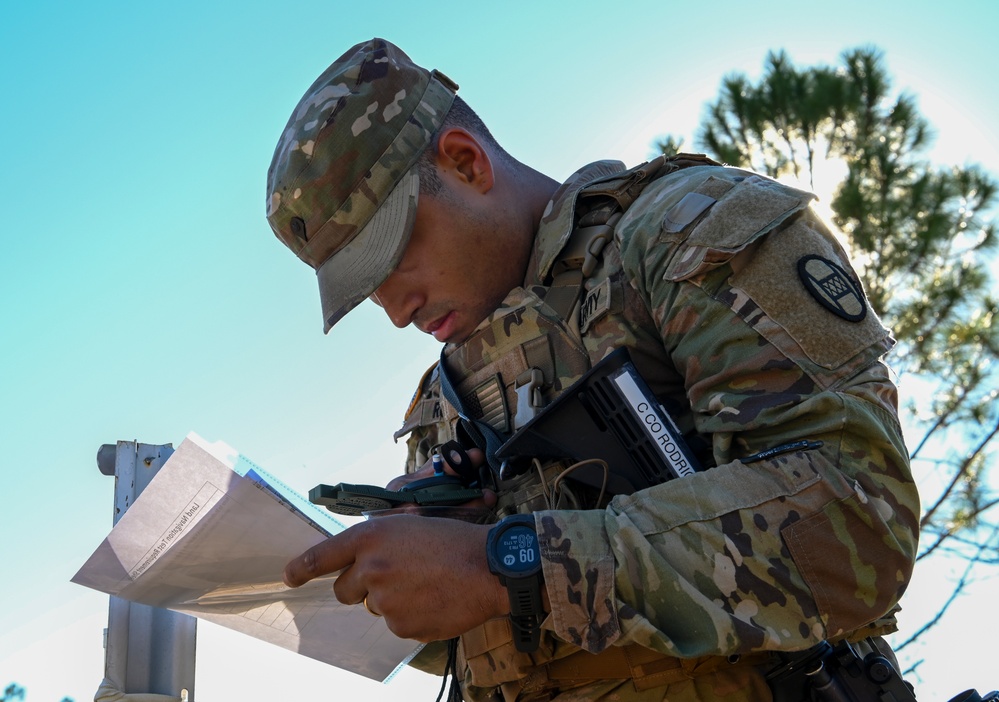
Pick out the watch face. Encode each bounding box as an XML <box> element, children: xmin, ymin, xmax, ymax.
<box><xmin>496</xmin><ymin>524</ymin><xmax>540</xmax><ymax>574</ymax></box>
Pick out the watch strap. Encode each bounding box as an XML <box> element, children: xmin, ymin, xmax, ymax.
<box><xmin>506</xmin><ymin>575</ymin><xmax>543</xmax><ymax>652</ymax></box>
<box><xmin>487</xmin><ymin>514</ymin><xmax>545</xmax><ymax>653</ymax></box>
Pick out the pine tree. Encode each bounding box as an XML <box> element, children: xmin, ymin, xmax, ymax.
<box><xmin>657</xmin><ymin>46</ymin><xmax>999</xmax><ymax>655</ymax></box>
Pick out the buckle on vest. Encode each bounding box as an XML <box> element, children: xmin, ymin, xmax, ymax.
<box><xmin>554</xmin><ymin>216</ymin><xmax>620</xmax><ymax>279</ymax></box>
<box><xmin>513</xmin><ymin>368</ymin><xmax>544</xmax><ymax>430</ymax></box>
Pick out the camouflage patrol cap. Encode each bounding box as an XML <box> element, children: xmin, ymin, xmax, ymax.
<box><xmin>266</xmin><ymin>38</ymin><xmax>458</xmax><ymax>332</ymax></box>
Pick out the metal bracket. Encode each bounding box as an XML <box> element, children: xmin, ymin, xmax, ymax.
<box><xmin>514</xmin><ymin>369</ymin><xmax>545</xmax><ymax>430</ymax></box>
<box><xmin>97</xmin><ymin>441</ymin><xmax>197</xmax><ymax>700</ymax></box>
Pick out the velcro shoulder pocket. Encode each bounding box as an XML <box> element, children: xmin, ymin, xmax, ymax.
<box><xmin>729</xmin><ymin>213</ymin><xmax>892</xmax><ymax>373</ymax></box>
<box><xmin>663</xmin><ymin>175</ymin><xmax>814</xmax><ymax>281</ymax></box>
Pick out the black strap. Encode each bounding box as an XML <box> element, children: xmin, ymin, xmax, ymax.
<box><xmin>438</xmin><ymin>440</ymin><xmax>480</xmax><ymax>487</ymax></box>
<box><xmin>435</xmin><ymin>637</ymin><xmax>463</xmax><ymax>702</ymax></box>
<box><xmin>437</xmin><ymin>349</ymin><xmax>510</xmax><ymax>473</ymax></box>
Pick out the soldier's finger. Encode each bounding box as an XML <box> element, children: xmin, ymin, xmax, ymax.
<box><xmin>283</xmin><ymin>531</ymin><xmax>357</xmax><ymax>588</ymax></box>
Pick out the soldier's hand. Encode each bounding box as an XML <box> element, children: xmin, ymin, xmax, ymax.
<box><xmin>386</xmin><ymin>447</ymin><xmax>497</xmax><ymax>511</ymax></box>
<box><xmin>283</xmin><ymin>514</ymin><xmax>508</xmax><ymax>642</ymax></box>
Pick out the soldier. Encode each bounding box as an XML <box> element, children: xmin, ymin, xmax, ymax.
<box><xmin>270</xmin><ymin>38</ymin><xmax>919</xmax><ymax>702</ymax></box>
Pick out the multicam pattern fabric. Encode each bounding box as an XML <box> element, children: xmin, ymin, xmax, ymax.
<box><xmin>442</xmin><ymin>285</ymin><xmax>592</xmax><ymax>444</ymax></box>
<box><xmin>266</xmin><ymin>38</ymin><xmax>456</xmax><ymax>271</ymax></box>
<box><xmin>398</xmin><ymin>159</ymin><xmax>919</xmax><ymax>701</ymax></box>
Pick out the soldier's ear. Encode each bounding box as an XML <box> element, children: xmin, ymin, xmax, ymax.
<box><xmin>435</xmin><ymin>128</ymin><xmax>494</xmax><ymax>194</ymax></box>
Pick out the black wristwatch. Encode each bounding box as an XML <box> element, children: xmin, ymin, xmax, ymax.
<box><xmin>486</xmin><ymin>514</ymin><xmax>545</xmax><ymax>652</ymax></box>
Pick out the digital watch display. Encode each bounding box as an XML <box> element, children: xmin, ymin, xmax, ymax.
<box><xmin>486</xmin><ymin>514</ymin><xmax>544</xmax><ymax>652</ymax></box>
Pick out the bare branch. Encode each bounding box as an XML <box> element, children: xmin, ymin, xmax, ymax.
<box><xmin>897</xmin><ymin>521</ymin><xmax>999</xmax><ymax>651</ymax></box>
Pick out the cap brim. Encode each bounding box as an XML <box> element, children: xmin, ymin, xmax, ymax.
<box><xmin>316</xmin><ymin>170</ymin><xmax>420</xmax><ymax>333</ymax></box>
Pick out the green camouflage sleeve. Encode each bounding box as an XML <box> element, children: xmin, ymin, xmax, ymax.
<box><xmin>534</xmin><ymin>168</ymin><xmax>920</xmax><ymax>658</ymax></box>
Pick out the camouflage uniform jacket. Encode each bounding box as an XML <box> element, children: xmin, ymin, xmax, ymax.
<box><xmin>400</xmin><ymin>158</ymin><xmax>920</xmax><ymax>701</ymax></box>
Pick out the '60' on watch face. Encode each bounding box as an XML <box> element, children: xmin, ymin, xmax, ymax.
<box><xmin>497</xmin><ymin>524</ymin><xmax>539</xmax><ymax>573</ymax></box>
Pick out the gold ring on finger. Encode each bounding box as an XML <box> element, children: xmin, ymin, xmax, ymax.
<box><xmin>363</xmin><ymin>595</ymin><xmax>381</xmax><ymax>617</ymax></box>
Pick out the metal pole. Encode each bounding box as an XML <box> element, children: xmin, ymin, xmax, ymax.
<box><xmin>97</xmin><ymin>441</ymin><xmax>197</xmax><ymax>700</ymax></box>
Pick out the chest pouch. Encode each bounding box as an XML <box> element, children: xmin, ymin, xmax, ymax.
<box><xmin>439</xmin><ymin>285</ymin><xmax>592</xmax><ymax>476</ymax></box>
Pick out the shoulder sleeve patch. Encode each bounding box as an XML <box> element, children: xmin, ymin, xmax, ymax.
<box><xmin>797</xmin><ymin>255</ymin><xmax>867</xmax><ymax>322</ymax></box>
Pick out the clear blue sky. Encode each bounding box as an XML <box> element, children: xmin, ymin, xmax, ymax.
<box><xmin>2</xmin><ymin>1</ymin><xmax>997</xmax><ymax>700</ymax></box>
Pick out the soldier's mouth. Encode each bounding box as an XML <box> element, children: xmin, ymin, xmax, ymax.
<box><xmin>425</xmin><ymin>311</ymin><xmax>458</xmax><ymax>342</ymax></box>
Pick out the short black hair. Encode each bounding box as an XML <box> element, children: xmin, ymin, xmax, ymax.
<box><xmin>416</xmin><ymin>96</ymin><xmax>512</xmax><ymax>198</ymax></box>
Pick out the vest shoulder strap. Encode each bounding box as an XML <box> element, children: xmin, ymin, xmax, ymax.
<box><xmin>543</xmin><ymin>153</ymin><xmax>722</xmax><ymax>322</ymax></box>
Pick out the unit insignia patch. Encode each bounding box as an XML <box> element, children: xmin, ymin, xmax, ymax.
<box><xmin>797</xmin><ymin>254</ymin><xmax>868</xmax><ymax>322</ymax></box>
